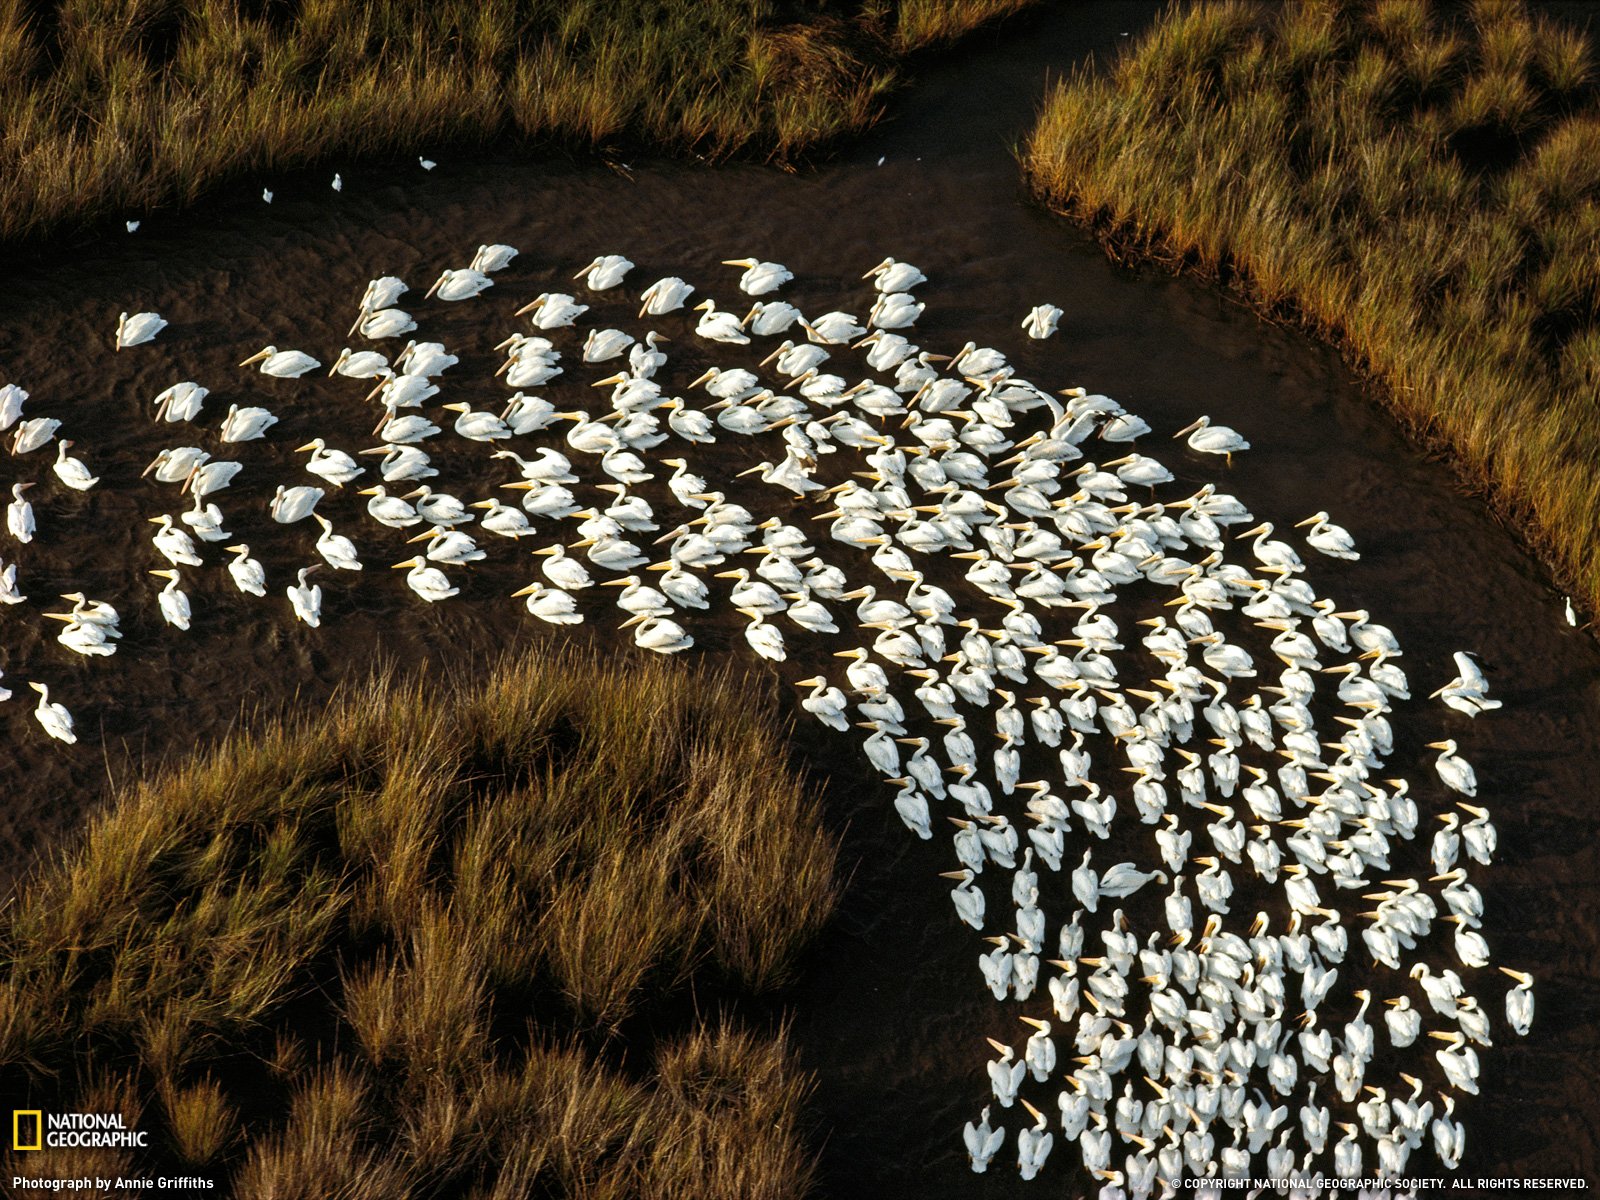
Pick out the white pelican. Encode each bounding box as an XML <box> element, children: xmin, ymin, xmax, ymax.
<box><xmin>354</xmin><ymin>276</ymin><xmax>408</xmax><ymax>316</ymax></box>
<box><xmin>470</xmin><ymin>243</ymin><xmax>518</xmax><ymax>273</ymax></box>
<box><xmin>28</xmin><ymin>682</ymin><xmax>77</xmax><ymax>743</ymax></box>
<box><xmin>863</xmin><ymin>257</ymin><xmax>927</xmax><ymax>292</ymax></box>
<box><xmin>0</xmin><ymin>383</ymin><xmax>26</xmax><ymax>431</ymax></box>
<box><xmin>469</xmin><ymin>499</ymin><xmax>533</xmax><ymax>538</ymax></box>
<box><xmin>391</xmin><ymin>556</ymin><xmax>458</xmax><ymax>602</ymax></box>
<box><xmin>800</xmin><ymin>311</ymin><xmax>866</xmax><ymax>344</ymax></box>
<box><xmin>693</xmin><ymin>300</ymin><xmax>750</xmax><ymax>344</ymax></box>
<box><xmin>1430</xmin><ymin>650</ymin><xmax>1501</xmax><ymax>716</ymax></box>
<box><xmin>7</xmin><ymin>482</ymin><xmax>35</xmax><ymax>542</ymax></box>
<box><xmin>1022</xmin><ymin>303</ymin><xmax>1063</xmax><ymax>339</ymax></box>
<box><xmin>406</xmin><ymin>486</ymin><xmax>469</xmax><ymax>526</ymax></box>
<box><xmin>963</xmin><ymin>1105</ymin><xmax>1005</xmax><ymax>1173</ymax></box>
<box><xmin>149</xmin><ymin>569</ymin><xmax>193</xmax><ymax>629</ymax></box>
<box><xmin>52</xmin><ymin>441</ymin><xmax>98</xmax><ymax>490</ymax></box>
<box><xmin>424</xmin><ymin>268</ymin><xmax>492</xmax><ymax>301</ymax></box>
<box><xmin>442</xmin><ymin>402</ymin><xmax>510</xmax><ymax>442</ymax></box>
<box><xmin>1500</xmin><ymin>968</ymin><xmax>1534</xmax><ymax>1036</ymax></box>
<box><xmin>220</xmin><ymin>404</ymin><xmax>279</xmax><ymax>443</ymax></box>
<box><xmin>181</xmin><ymin>458</ymin><xmax>242</xmax><ymax>498</ymax></box>
<box><xmin>533</xmin><ymin>544</ymin><xmax>593</xmax><ymax>591</ymax></box>
<box><xmin>180</xmin><ymin>495</ymin><xmax>230</xmax><ymax>542</ymax></box>
<box><xmin>270</xmin><ymin>485</ymin><xmax>324</xmax><ymax>524</ymax></box>
<box><xmin>395</xmin><ymin>341</ymin><xmax>458</xmax><ymax>377</ymax></box>
<box><xmin>623</xmin><ymin>614</ymin><xmax>693</xmax><ymax>654</ymax></box>
<box><xmin>1296</xmin><ymin>510</ymin><xmax>1360</xmax><ymax>559</ymax></box>
<box><xmin>356</xmin><ymin>308</ymin><xmax>416</xmax><ymax>339</ymax></box>
<box><xmin>1428</xmin><ymin>739</ymin><xmax>1478</xmax><ymax>796</ymax></box>
<box><xmin>148</xmin><ymin>514</ymin><xmax>203</xmax><ymax>566</ymax></box>
<box><xmin>868</xmin><ymin>291</ymin><xmax>923</xmax><ymax>329</ymax></box>
<box><xmin>287</xmin><ymin>566</ymin><xmax>323</xmax><ymax>626</ymax></box>
<box><xmin>513</xmin><ymin>580</ymin><xmax>582</xmax><ymax>624</ymax></box>
<box><xmin>360</xmin><ymin>444</ymin><xmax>435</xmax><ymax>482</ymax></box>
<box><xmin>722</xmin><ymin>257</ymin><xmax>792</xmax><ymax>295</ymax></box>
<box><xmin>358</xmin><ymin>485</ymin><xmax>421</xmax><ymax>527</ymax></box>
<box><xmin>115</xmin><ymin>310</ymin><xmax>166</xmax><ymax>349</ymax></box>
<box><xmin>1173</xmin><ymin>414</ymin><xmax>1250</xmax><ymax>463</ymax></box>
<box><xmin>153</xmin><ymin>381</ymin><xmax>209</xmax><ymax>422</ymax></box>
<box><xmin>11</xmin><ymin>416</ymin><xmax>60</xmax><ymax>454</ymax></box>
<box><xmin>741</xmin><ymin>300</ymin><xmax>802</xmax><ymax>335</ymax></box>
<box><xmin>225</xmin><ymin>544</ymin><xmax>267</xmax><ymax>596</ymax></box>
<box><xmin>573</xmin><ymin>254</ymin><xmax>634</xmax><ymax>290</ymax></box>
<box><xmin>516</xmin><ymin>292</ymin><xmax>588</xmax><ymax>328</ymax></box>
<box><xmin>143</xmin><ymin>445</ymin><xmax>208</xmax><ymax>484</ymax></box>
<box><xmin>328</xmin><ymin>348</ymin><xmax>390</xmax><ymax>379</ymax></box>
<box><xmin>240</xmin><ymin>346</ymin><xmax>321</xmax><ymax>377</ymax></box>
<box><xmin>409</xmin><ymin>526</ymin><xmax>484</xmax><ymax>565</ymax></box>
<box><xmin>311</xmin><ymin>515</ymin><xmax>362</xmax><ymax>570</ymax></box>
<box><xmin>582</xmin><ymin>328</ymin><xmax>635</xmax><ymax>363</ymax></box>
<box><xmin>297</xmin><ymin>439</ymin><xmax>364</xmax><ymax>486</ymax></box>
<box><xmin>638</xmin><ymin>275</ymin><xmax>693</xmax><ymax>315</ymax></box>
<box><xmin>738</xmin><ymin>607</ymin><xmax>786</xmax><ymax>661</ymax></box>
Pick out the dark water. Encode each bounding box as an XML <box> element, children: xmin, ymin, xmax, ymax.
<box><xmin>2</xmin><ymin>2</ymin><xmax>1597</xmax><ymax>1195</ymax></box>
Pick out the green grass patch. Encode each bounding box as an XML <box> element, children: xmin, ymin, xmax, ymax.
<box><xmin>0</xmin><ymin>0</ymin><xmax>1034</xmax><ymax>244</ymax></box>
<box><xmin>1024</xmin><ymin>0</ymin><xmax>1600</xmax><ymax>615</ymax></box>
<box><xmin>1</xmin><ymin>649</ymin><xmax>838</xmax><ymax>1197</ymax></box>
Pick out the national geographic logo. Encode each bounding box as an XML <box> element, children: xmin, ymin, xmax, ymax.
<box><xmin>11</xmin><ymin>1110</ymin><xmax>148</xmax><ymax>1149</ymax></box>
<box><xmin>12</xmin><ymin>1110</ymin><xmax>41</xmax><ymax>1151</ymax></box>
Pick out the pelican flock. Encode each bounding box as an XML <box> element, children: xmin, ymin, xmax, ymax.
<box><xmin>0</xmin><ymin>241</ymin><xmax>1535</xmax><ymax>1189</ymax></box>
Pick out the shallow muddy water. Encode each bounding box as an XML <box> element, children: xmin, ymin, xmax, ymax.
<box><xmin>2</xmin><ymin>2</ymin><xmax>1598</xmax><ymax>1195</ymax></box>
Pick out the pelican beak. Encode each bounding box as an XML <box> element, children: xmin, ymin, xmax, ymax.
<box><xmin>238</xmin><ymin>349</ymin><xmax>269</xmax><ymax>367</ymax></box>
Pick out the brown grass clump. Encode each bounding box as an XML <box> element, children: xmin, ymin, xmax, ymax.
<box><xmin>1</xmin><ymin>0</ymin><xmax>1034</xmax><ymax>245</ymax></box>
<box><xmin>1024</xmin><ymin>0</ymin><xmax>1600</xmax><ymax>617</ymax></box>
<box><xmin>0</xmin><ymin>649</ymin><xmax>837</xmax><ymax>1197</ymax></box>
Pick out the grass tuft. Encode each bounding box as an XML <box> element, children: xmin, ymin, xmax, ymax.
<box><xmin>1024</xmin><ymin>0</ymin><xmax>1600</xmax><ymax>617</ymax></box>
<box><xmin>2</xmin><ymin>649</ymin><xmax>837</xmax><ymax>1197</ymax></box>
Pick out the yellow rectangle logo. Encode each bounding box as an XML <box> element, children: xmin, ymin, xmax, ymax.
<box><xmin>13</xmin><ymin>1109</ymin><xmax>42</xmax><ymax>1151</ymax></box>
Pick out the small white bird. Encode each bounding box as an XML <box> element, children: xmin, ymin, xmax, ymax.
<box><xmin>425</xmin><ymin>268</ymin><xmax>493</xmax><ymax>301</ymax></box>
<box><xmin>262</xmin><ymin>188</ymin><xmax>273</xmax><ymax>203</ymax></box>
<box><xmin>332</xmin><ymin>173</ymin><xmax>343</xmax><ymax>191</ymax></box>
<box><xmin>115</xmin><ymin>311</ymin><xmax>167</xmax><ymax>349</ymax></box>
<box><xmin>297</xmin><ymin>439</ymin><xmax>364</xmax><ymax>486</ymax></box>
<box><xmin>392</xmin><ymin>556</ymin><xmax>458</xmax><ymax>602</ymax></box>
<box><xmin>1428</xmin><ymin>739</ymin><xmax>1478</xmax><ymax>797</ymax></box>
<box><xmin>149</xmin><ymin>514</ymin><xmax>203</xmax><ymax>566</ymax></box>
<box><xmin>419</xmin><ymin>156</ymin><xmax>436</xmax><ymax>170</ymax></box>
<box><xmin>1173</xmin><ymin>414</ymin><xmax>1250</xmax><ymax>463</ymax></box>
<box><xmin>154</xmin><ymin>381</ymin><xmax>210</xmax><ymax>422</ymax></box>
<box><xmin>11</xmin><ymin>417</ymin><xmax>61</xmax><ymax>454</ymax></box>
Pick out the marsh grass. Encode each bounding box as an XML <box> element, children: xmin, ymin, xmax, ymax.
<box><xmin>1025</xmin><ymin>0</ymin><xmax>1600</xmax><ymax>615</ymax></box>
<box><xmin>1</xmin><ymin>0</ymin><xmax>1033</xmax><ymax>243</ymax></box>
<box><xmin>1</xmin><ymin>649</ymin><xmax>837</xmax><ymax>1197</ymax></box>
